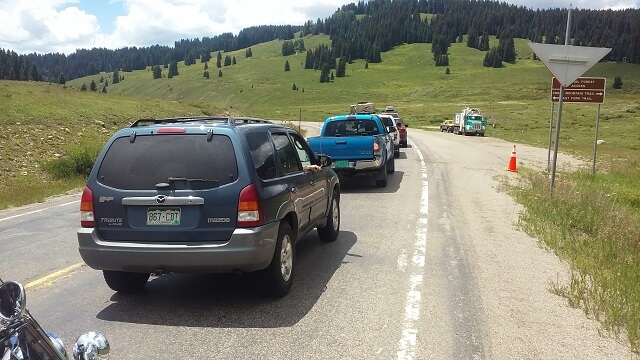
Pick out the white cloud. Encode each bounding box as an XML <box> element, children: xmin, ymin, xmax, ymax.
<box><xmin>0</xmin><ymin>0</ymin><xmax>637</xmax><ymax>55</ymax></box>
<box><xmin>0</xmin><ymin>1</ymin><xmax>101</xmax><ymax>54</ymax></box>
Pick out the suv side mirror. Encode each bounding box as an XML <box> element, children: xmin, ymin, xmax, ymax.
<box><xmin>316</xmin><ymin>155</ymin><xmax>333</xmax><ymax>167</ymax></box>
<box><xmin>386</xmin><ymin>126</ymin><xmax>396</xmax><ymax>133</ymax></box>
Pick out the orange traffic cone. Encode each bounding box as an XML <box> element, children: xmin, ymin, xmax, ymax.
<box><xmin>507</xmin><ymin>144</ymin><xmax>518</xmax><ymax>172</ymax></box>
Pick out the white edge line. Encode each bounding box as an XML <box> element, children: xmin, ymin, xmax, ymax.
<box><xmin>398</xmin><ymin>139</ymin><xmax>428</xmax><ymax>360</ymax></box>
<box><xmin>0</xmin><ymin>200</ymin><xmax>79</xmax><ymax>222</ymax></box>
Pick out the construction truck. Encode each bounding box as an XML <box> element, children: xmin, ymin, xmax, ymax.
<box><xmin>453</xmin><ymin>107</ymin><xmax>486</xmax><ymax>136</ymax></box>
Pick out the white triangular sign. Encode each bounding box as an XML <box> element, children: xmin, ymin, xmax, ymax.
<box><xmin>529</xmin><ymin>43</ymin><xmax>611</xmax><ymax>87</ymax></box>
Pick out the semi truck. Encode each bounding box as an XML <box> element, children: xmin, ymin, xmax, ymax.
<box><xmin>453</xmin><ymin>107</ymin><xmax>486</xmax><ymax>136</ymax></box>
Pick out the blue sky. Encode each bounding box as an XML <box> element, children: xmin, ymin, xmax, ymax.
<box><xmin>0</xmin><ymin>0</ymin><xmax>637</xmax><ymax>55</ymax></box>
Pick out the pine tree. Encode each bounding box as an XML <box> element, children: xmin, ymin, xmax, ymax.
<box><xmin>613</xmin><ymin>76</ymin><xmax>623</xmax><ymax>89</ymax></box>
<box><xmin>292</xmin><ymin>83</ymin><xmax>297</xmax><ymax>90</ymax></box>
<box><xmin>152</xmin><ymin>65</ymin><xmax>162</xmax><ymax>79</ymax></box>
<box><xmin>90</xmin><ymin>80</ymin><xmax>97</xmax><ymax>92</ymax></box>
<box><xmin>282</xmin><ymin>40</ymin><xmax>295</xmax><ymax>56</ymax></box>
<box><xmin>467</xmin><ymin>28</ymin><xmax>478</xmax><ymax>49</ymax></box>
<box><xmin>204</xmin><ymin>63</ymin><xmax>208</xmax><ymax>70</ymax></box>
<box><xmin>446</xmin><ymin>67</ymin><xmax>450</xmax><ymax>74</ymax></box>
<box><xmin>336</xmin><ymin>56</ymin><xmax>347</xmax><ymax>77</ymax></box>
<box><xmin>232</xmin><ymin>56</ymin><xmax>236</xmax><ymax>65</ymax></box>
<box><xmin>58</xmin><ymin>73</ymin><xmax>66</xmax><ymax>85</ymax></box>
<box><xmin>168</xmin><ymin>61</ymin><xmax>179</xmax><ymax>77</ymax></box>
<box><xmin>101</xmin><ymin>86</ymin><xmax>107</xmax><ymax>93</ymax></box>
<box><xmin>218</xmin><ymin>70</ymin><xmax>223</xmax><ymax>77</ymax></box>
<box><xmin>435</xmin><ymin>54</ymin><xmax>449</xmax><ymax>66</ymax></box>
<box><xmin>112</xmin><ymin>70</ymin><xmax>120</xmax><ymax>84</ymax></box>
<box><xmin>285</xmin><ymin>60</ymin><xmax>290</xmax><ymax>71</ymax></box>
<box><xmin>245</xmin><ymin>48</ymin><xmax>252</xmax><ymax>58</ymax></box>
<box><xmin>80</xmin><ymin>83</ymin><xmax>87</xmax><ymax>92</ymax></box>
<box><xmin>320</xmin><ymin>63</ymin><xmax>330</xmax><ymax>83</ymax></box>
<box><xmin>478</xmin><ymin>33</ymin><xmax>490</xmax><ymax>51</ymax></box>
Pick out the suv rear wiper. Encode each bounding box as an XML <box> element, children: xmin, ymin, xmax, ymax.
<box><xmin>168</xmin><ymin>177</ymin><xmax>219</xmax><ymax>184</ymax></box>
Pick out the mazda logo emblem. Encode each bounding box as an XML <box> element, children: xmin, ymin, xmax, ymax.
<box><xmin>156</xmin><ymin>195</ymin><xmax>167</xmax><ymax>204</ymax></box>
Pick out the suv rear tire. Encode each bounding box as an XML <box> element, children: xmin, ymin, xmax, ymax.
<box><xmin>317</xmin><ymin>191</ymin><xmax>340</xmax><ymax>242</ymax></box>
<box><xmin>103</xmin><ymin>270</ymin><xmax>150</xmax><ymax>293</ymax></box>
<box><xmin>262</xmin><ymin>222</ymin><xmax>295</xmax><ymax>297</ymax></box>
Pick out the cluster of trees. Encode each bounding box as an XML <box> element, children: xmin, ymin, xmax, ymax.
<box><xmin>0</xmin><ymin>49</ymin><xmax>41</xmax><ymax>81</ymax></box>
<box><xmin>432</xmin><ymin>35</ymin><xmax>450</xmax><ymax>66</ymax></box>
<box><xmin>4</xmin><ymin>25</ymin><xmax>298</xmax><ymax>83</ymax></box>
<box><xmin>281</xmin><ymin>39</ymin><xmax>306</xmax><ymax>56</ymax></box>
<box><xmin>1</xmin><ymin>0</ymin><xmax>638</xmax><ymax>86</ymax></box>
<box><xmin>215</xmin><ymin>51</ymin><xmax>237</xmax><ymax>68</ymax></box>
<box><xmin>312</xmin><ymin>0</ymin><xmax>639</xmax><ymax>66</ymax></box>
<box><xmin>303</xmin><ymin>44</ymin><xmax>348</xmax><ymax>82</ymax></box>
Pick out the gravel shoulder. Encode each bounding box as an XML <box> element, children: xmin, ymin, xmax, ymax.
<box><xmin>410</xmin><ymin>128</ymin><xmax>635</xmax><ymax>359</ymax></box>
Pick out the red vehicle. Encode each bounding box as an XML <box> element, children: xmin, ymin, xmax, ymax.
<box><xmin>383</xmin><ymin>106</ymin><xmax>407</xmax><ymax>147</ymax></box>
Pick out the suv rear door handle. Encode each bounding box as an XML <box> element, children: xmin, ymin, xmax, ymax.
<box><xmin>310</xmin><ymin>180</ymin><xmax>316</xmax><ymax>186</ymax></box>
<box><xmin>290</xmin><ymin>187</ymin><xmax>298</xmax><ymax>194</ymax></box>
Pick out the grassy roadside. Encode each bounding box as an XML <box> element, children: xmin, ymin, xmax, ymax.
<box><xmin>2</xmin><ymin>33</ymin><xmax>640</xmax><ymax>352</ymax></box>
<box><xmin>505</xmin><ymin>167</ymin><xmax>640</xmax><ymax>352</ymax></box>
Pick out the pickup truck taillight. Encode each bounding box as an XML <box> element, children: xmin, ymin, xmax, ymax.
<box><xmin>80</xmin><ymin>186</ymin><xmax>96</xmax><ymax>227</ymax></box>
<box><xmin>237</xmin><ymin>184</ymin><xmax>264</xmax><ymax>228</ymax></box>
<box><xmin>373</xmin><ymin>139</ymin><xmax>382</xmax><ymax>156</ymax></box>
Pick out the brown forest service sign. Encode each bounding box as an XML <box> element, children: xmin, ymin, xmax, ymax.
<box><xmin>550</xmin><ymin>77</ymin><xmax>606</xmax><ymax>104</ymax></box>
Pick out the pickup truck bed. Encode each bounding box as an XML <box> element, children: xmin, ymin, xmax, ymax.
<box><xmin>307</xmin><ymin>114</ymin><xmax>395</xmax><ymax>187</ymax></box>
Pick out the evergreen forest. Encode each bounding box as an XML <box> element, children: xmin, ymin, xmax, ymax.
<box><xmin>0</xmin><ymin>0</ymin><xmax>638</xmax><ymax>83</ymax></box>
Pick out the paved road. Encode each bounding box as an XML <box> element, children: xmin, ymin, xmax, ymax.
<box><xmin>0</xmin><ymin>126</ymin><xmax>633</xmax><ymax>359</ymax></box>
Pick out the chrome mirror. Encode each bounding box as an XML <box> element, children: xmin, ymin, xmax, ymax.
<box><xmin>0</xmin><ymin>280</ymin><xmax>26</xmax><ymax>321</ymax></box>
<box><xmin>73</xmin><ymin>332</ymin><xmax>111</xmax><ymax>360</ymax></box>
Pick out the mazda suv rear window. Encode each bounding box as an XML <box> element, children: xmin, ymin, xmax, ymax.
<box><xmin>97</xmin><ymin>134</ymin><xmax>238</xmax><ymax>190</ymax></box>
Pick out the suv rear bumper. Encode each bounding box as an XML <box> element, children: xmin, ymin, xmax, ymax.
<box><xmin>77</xmin><ymin>222</ymin><xmax>279</xmax><ymax>274</ymax></box>
<box><xmin>331</xmin><ymin>156</ymin><xmax>385</xmax><ymax>174</ymax></box>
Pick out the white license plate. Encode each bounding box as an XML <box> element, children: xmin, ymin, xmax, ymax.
<box><xmin>147</xmin><ymin>208</ymin><xmax>181</xmax><ymax>225</ymax></box>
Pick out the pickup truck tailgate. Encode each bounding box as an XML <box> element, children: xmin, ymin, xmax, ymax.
<box><xmin>308</xmin><ymin>136</ymin><xmax>374</xmax><ymax>161</ymax></box>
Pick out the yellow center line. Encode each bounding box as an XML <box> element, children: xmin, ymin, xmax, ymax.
<box><xmin>25</xmin><ymin>263</ymin><xmax>85</xmax><ymax>290</ymax></box>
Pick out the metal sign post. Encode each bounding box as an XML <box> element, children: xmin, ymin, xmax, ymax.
<box><xmin>592</xmin><ymin>104</ymin><xmax>601</xmax><ymax>176</ymax></box>
<box><xmin>547</xmin><ymin>102</ymin><xmax>554</xmax><ymax>172</ymax></box>
<box><xmin>529</xmin><ymin>6</ymin><xmax>611</xmax><ymax>193</ymax></box>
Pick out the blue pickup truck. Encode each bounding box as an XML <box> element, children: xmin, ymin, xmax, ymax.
<box><xmin>307</xmin><ymin>114</ymin><xmax>395</xmax><ymax>187</ymax></box>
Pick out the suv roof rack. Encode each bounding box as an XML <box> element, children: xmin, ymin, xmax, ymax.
<box><xmin>130</xmin><ymin>116</ymin><xmax>273</xmax><ymax>128</ymax></box>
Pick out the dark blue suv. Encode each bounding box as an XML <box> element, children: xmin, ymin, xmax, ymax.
<box><xmin>77</xmin><ymin>116</ymin><xmax>340</xmax><ymax>297</ymax></box>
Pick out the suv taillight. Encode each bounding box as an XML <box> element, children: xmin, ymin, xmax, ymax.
<box><xmin>237</xmin><ymin>184</ymin><xmax>264</xmax><ymax>228</ymax></box>
<box><xmin>80</xmin><ymin>186</ymin><xmax>96</xmax><ymax>227</ymax></box>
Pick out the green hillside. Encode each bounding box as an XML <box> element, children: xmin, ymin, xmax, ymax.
<box><xmin>2</xmin><ymin>33</ymin><xmax>639</xmax><ymax>208</ymax></box>
<box><xmin>68</xmin><ymin>34</ymin><xmax>639</xmax><ymax>151</ymax></box>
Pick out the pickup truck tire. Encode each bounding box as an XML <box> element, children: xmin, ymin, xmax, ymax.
<box><xmin>317</xmin><ymin>190</ymin><xmax>340</xmax><ymax>242</ymax></box>
<box><xmin>376</xmin><ymin>166</ymin><xmax>388</xmax><ymax>187</ymax></box>
<box><xmin>103</xmin><ymin>270</ymin><xmax>150</xmax><ymax>293</ymax></box>
<box><xmin>387</xmin><ymin>156</ymin><xmax>395</xmax><ymax>174</ymax></box>
<box><xmin>262</xmin><ymin>222</ymin><xmax>294</xmax><ymax>297</ymax></box>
